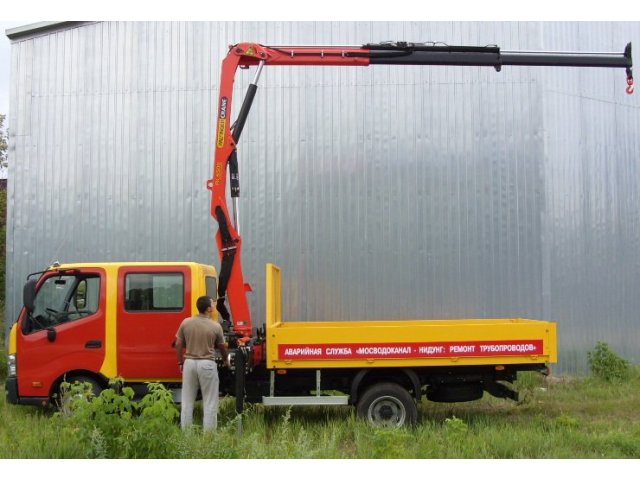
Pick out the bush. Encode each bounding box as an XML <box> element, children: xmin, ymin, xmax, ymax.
<box><xmin>57</xmin><ymin>378</ymin><xmax>180</xmax><ymax>458</ymax></box>
<box><xmin>0</xmin><ymin>321</ymin><xmax>7</xmax><ymax>382</ymax></box>
<box><xmin>587</xmin><ymin>342</ymin><xmax>631</xmax><ymax>382</ymax></box>
<box><xmin>555</xmin><ymin>413</ymin><xmax>580</xmax><ymax>429</ymax></box>
<box><xmin>0</xmin><ymin>300</ymin><xmax>8</xmax><ymax>383</ymax></box>
<box><xmin>0</xmin><ymin>343</ymin><xmax>6</xmax><ymax>382</ymax></box>
<box><xmin>370</xmin><ymin>426</ymin><xmax>413</xmax><ymax>458</ymax></box>
<box><xmin>444</xmin><ymin>415</ymin><xmax>469</xmax><ymax>438</ymax></box>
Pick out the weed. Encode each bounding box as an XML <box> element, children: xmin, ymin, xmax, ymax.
<box><xmin>587</xmin><ymin>342</ymin><xmax>630</xmax><ymax>382</ymax></box>
<box><xmin>0</xmin><ymin>322</ymin><xmax>7</xmax><ymax>383</ymax></box>
<box><xmin>442</xmin><ymin>414</ymin><xmax>470</xmax><ymax>457</ymax></box>
<box><xmin>89</xmin><ymin>426</ymin><xmax>108</xmax><ymax>459</ymax></box>
<box><xmin>272</xmin><ymin>407</ymin><xmax>296</xmax><ymax>457</ymax></box>
<box><xmin>555</xmin><ymin>413</ymin><xmax>580</xmax><ymax>429</ymax></box>
<box><xmin>444</xmin><ymin>415</ymin><xmax>469</xmax><ymax>436</ymax></box>
<box><xmin>57</xmin><ymin>378</ymin><xmax>180</xmax><ymax>458</ymax></box>
<box><xmin>0</xmin><ymin>342</ymin><xmax>7</xmax><ymax>382</ymax></box>
<box><xmin>370</xmin><ymin>426</ymin><xmax>412</xmax><ymax>458</ymax></box>
<box><xmin>516</xmin><ymin>371</ymin><xmax>545</xmax><ymax>390</ymax></box>
<box><xmin>515</xmin><ymin>371</ymin><xmax>546</xmax><ymax>405</ymax></box>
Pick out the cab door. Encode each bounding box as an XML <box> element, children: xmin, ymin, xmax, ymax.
<box><xmin>16</xmin><ymin>269</ymin><xmax>106</xmax><ymax>399</ymax></box>
<box><xmin>116</xmin><ymin>265</ymin><xmax>191</xmax><ymax>380</ymax></box>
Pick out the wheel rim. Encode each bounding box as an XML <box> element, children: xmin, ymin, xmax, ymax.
<box><xmin>59</xmin><ymin>389</ymin><xmax>87</xmax><ymax>416</ymax></box>
<box><xmin>367</xmin><ymin>395</ymin><xmax>406</xmax><ymax>426</ymax></box>
<box><xmin>58</xmin><ymin>379</ymin><xmax>100</xmax><ymax>416</ymax></box>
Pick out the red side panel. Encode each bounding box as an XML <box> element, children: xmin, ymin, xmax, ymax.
<box><xmin>116</xmin><ymin>265</ymin><xmax>191</xmax><ymax>380</ymax></box>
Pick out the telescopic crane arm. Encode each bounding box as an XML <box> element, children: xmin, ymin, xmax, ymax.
<box><xmin>208</xmin><ymin>41</ymin><xmax>633</xmax><ymax>344</ymax></box>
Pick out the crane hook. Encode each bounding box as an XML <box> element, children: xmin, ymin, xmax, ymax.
<box><xmin>627</xmin><ymin>77</ymin><xmax>634</xmax><ymax>95</ymax></box>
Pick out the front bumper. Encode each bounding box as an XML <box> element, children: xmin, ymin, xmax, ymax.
<box><xmin>5</xmin><ymin>377</ymin><xmax>49</xmax><ymax>406</ymax></box>
<box><xmin>5</xmin><ymin>377</ymin><xmax>18</xmax><ymax>404</ymax></box>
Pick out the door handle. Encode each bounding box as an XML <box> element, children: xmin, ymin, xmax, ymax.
<box><xmin>46</xmin><ymin>327</ymin><xmax>57</xmax><ymax>343</ymax></box>
<box><xmin>85</xmin><ymin>340</ymin><xmax>102</xmax><ymax>349</ymax></box>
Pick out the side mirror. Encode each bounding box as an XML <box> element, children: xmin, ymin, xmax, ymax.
<box><xmin>23</xmin><ymin>278</ymin><xmax>38</xmax><ymax>313</ymax></box>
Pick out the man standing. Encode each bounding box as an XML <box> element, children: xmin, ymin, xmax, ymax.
<box><xmin>175</xmin><ymin>295</ymin><xmax>229</xmax><ymax>431</ymax></box>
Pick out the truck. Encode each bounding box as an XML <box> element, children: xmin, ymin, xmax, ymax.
<box><xmin>5</xmin><ymin>41</ymin><xmax>634</xmax><ymax>426</ymax></box>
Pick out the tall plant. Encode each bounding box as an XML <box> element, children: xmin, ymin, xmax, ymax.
<box><xmin>587</xmin><ymin>341</ymin><xmax>630</xmax><ymax>382</ymax></box>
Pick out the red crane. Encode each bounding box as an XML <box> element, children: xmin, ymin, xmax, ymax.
<box><xmin>208</xmin><ymin>41</ymin><xmax>633</xmax><ymax>361</ymax></box>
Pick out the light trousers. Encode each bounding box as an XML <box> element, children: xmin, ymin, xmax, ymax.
<box><xmin>181</xmin><ymin>358</ymin><xmax>220</xmax><ymax>431</ymax></box>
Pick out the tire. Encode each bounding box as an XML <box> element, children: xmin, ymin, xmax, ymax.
<box><xmin>57</xmin><ymin>375</ymin><xmax>103</xmax><ymax>415</ymax></box>
<box><xmin>356</xmin><ymin>382</ymin><xmax>417</xmax><ymax>427</ymax></box>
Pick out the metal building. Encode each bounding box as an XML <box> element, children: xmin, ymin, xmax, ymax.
<box><xmin>5</xmin><ymin>21</ymin><xmax>639</xmax><ymax>373</ymax></box>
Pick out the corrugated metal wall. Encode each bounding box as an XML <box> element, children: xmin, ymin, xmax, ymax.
<box><xmin>539</xmin><ymin>23</ymin><xmax>640</xmax><ymax>371</ymax></box>
<box><xmin>6</xmin><ymin>21</ymin><xmax>639</xmax><ymax>373</ymax></box>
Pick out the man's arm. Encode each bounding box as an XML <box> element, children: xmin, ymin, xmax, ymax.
<box><xmin>217</xmin><ymin>341</ymin><xmax>230</xmax><ymax>367</ymax></box>
<box><xmin>175</xmin><ymin>336</ymin><xmax>185</xmax><ymax>367</ymax></box>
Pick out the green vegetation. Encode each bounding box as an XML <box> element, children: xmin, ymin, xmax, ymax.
<box><xmin>0</xmin><ymin>302</ymin><xmax>5</xmax><ymax>382</ymax></box>
<box><xmin>0</xmin><ymin>324</ymin><xmax>5</xmax><ymax>381</ymax></box>
<box><xmin>56</xmin><ymin>378</ymin><xmax>180</xmax><ymax>458</ymax></box>
<box><xmin>1</xmin><ymin>361</ymin><xmax>639</xmax><ymax>459</ymax></box>
<box><xmin>588</xmin><ymin>341</ymin><xmax>631</xmax><ymax>382</ymax></box>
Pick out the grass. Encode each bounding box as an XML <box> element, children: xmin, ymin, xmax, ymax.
<box><xmin>1</xmin><ymin>368</ymin><xmax>639</xmax><ymax>459</ymax></box>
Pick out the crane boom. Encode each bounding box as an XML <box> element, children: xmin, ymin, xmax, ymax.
<box><xmin>208</xmin><ymin>41</ymin><xmax>633</xmax><ymax>351</ymax></box>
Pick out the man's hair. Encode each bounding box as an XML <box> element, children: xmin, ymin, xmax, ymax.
<box><xmin>196</xmin><ymin>295</ymin><xmax>214</xmax><ymax>314</ymax></box>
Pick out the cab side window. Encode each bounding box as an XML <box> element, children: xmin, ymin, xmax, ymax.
<box><xmin>125</xmin><ymin>273</ymin><xmax>184</xmax><ymax>312</ymax></box>
<box><xmin>205</xmin><ymin>276</ymin><xmax>217</xmax><ymax>300</ymax></box>
<box><xmin>70</xmin><ymin>277</ymin><xmax>100</xmax><ymax>318</ymax></box>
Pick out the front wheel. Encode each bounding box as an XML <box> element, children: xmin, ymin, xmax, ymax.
<box><xmin>57</xmin><ymin>375</ymin><xmax>103</xmax><ymax>415</ymax></box>
<box><xmin>356</xmin><ymin>382</ymin><xmax>417</xmax><ymax>427</ymax></box>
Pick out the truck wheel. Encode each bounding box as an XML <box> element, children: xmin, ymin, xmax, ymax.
<box><xmin>356</xmin><ymin>382</ymin><xmax>417</xmax><ymax>427</ymax></box>
<box><xmin>57</xmin><ymin>375</ymin><xmax>102</xmax><ymax>415</ymax></box>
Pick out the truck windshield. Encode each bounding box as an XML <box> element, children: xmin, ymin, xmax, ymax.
<box><xmin>28</xmin><ymin>274</ymin><xmax>100</xmax><ymax>332</ymax></box>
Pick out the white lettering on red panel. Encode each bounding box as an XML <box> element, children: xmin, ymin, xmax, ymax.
<box><xmin>278</xmin><ymin>340</ymin><xmax>543</xmax><ymax>360</ymax></box>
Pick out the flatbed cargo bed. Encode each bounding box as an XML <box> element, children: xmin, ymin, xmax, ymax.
<box><xmin>265</xmin><ymin>264</ymin><xmax>557</xmax><ymax>369</ymax></box>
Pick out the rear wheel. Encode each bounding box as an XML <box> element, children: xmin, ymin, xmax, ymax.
<box><xmin>356</xmin><ymin>382</ymin><xmax>417</xmax><ymax>427</ymax></box>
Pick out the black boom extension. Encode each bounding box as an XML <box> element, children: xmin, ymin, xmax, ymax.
<box><xmin>364</xmin><ymin>41</ymin><xmax>633</xmax><ymax>85</ymax></box>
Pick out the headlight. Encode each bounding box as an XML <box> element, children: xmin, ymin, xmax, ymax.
<box><xmin>8</xmin><ymin>354</ymin><xmax>17</xmax><ymax>377</ymax></box>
